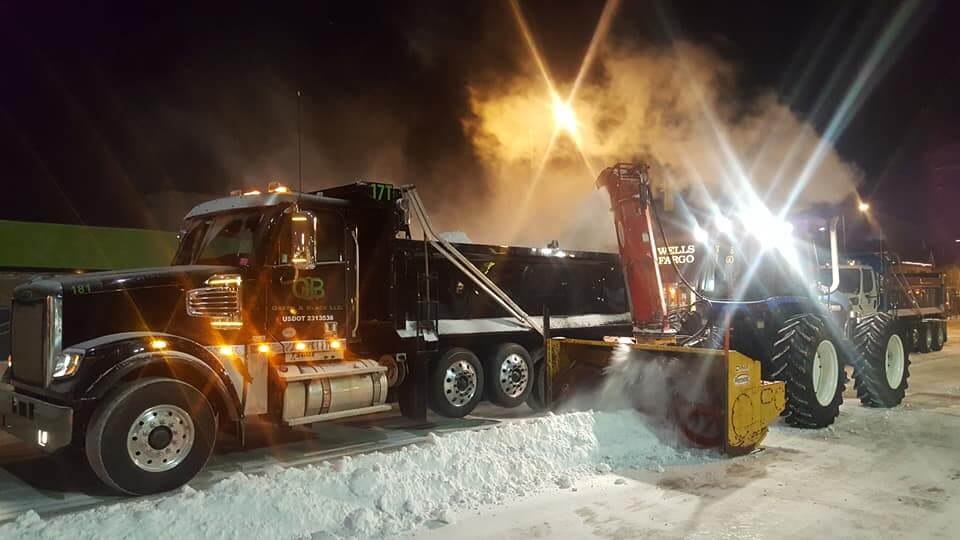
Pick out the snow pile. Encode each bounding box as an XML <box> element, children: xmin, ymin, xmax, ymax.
<box><xmin>1</xmin><ymin>410</ymin><xmax>711</xmax><ymax>539</ymax></box>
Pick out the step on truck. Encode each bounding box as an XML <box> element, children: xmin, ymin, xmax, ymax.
<box><xmin>0</xmin><ymin>174</ymin><xmax>785</xmax><ymax>495</ymax></box>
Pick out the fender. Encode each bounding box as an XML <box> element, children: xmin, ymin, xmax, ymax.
<box><xmin>77</xmin><ymin>333</ymin><xmax>243</xmax><ymax>426</ymax></box>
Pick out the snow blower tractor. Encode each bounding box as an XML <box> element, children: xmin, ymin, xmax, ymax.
<box><xmin>650</xmin><ymin>181</ymin><xmax>910</xmax><ymax>430</ymax></box>
<box><xmin>537</xmin><ymin>163</ymin><xmax>785</xmax><ymax>455</ymax></box>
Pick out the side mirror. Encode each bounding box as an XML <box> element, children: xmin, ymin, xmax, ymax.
<box><xmin>289</xmin><ymin>210</ymin><xmax>317</xmax><ymax>270</ymax></box>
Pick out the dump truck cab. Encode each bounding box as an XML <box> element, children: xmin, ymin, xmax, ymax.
<box><xmin>0</xmin><ymin>185</ymin><xmax>411</xmax><ymax>494</ymax></box>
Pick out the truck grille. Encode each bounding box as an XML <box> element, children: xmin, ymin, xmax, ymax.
<box><xmin>11</xmin><ymin>300</ymin><xmax>48</xmax><ymax>386</ymax></box>
<box><xmin>186</xmin><ymin>276</ymin><xmax>242</xmax><ymax>330</ymax></box>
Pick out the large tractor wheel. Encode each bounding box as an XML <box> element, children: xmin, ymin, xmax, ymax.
<box><xmin>85</xmin><ymin>377</ymin><xmax>217</xmax><ymax>495</ymax></box>
<box><xmin>484</xmin><ymin>343</ymin><xmax>534</xmax><ymax>408</ymax></box>
<box><xmin>931</xmin><ymin>322</ymin><xmax>945</xmax><ymax>352</ymax></box>
<box><xmin>853</xmin><ymin>313</ymin><xmax>910</xmax><ymax>407</ymax></box>
<box><xmin>428</xmin><ymin>348</ymin><xmax>484</xmax><ymax>418</ymax></box>
<box><xmin>770</xmin><ymin>314</ymin><xmax>846</xmax><ymax>428</ymax></box>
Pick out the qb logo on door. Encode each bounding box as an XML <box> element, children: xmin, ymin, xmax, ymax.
<box><xmin>292</xmin><ymin>277</ymin><xmax>325</xmax><ymax>300</ymax></box>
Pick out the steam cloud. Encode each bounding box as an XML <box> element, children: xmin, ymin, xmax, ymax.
<box><xmin>455</xmin><ymin>41</ymin><xmax>863</xmax><ymax>251</ymax></box>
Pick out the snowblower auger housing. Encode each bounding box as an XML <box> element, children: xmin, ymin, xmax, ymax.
<box><xmin>544</xmin><ymin>339</ymin><xmax>785</xmax><ymax>455</ymax></box>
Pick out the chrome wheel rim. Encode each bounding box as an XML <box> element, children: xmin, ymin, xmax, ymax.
<box><xmin>127</xmin><ymin>404</ymin><xmax>195</xmax><ymax>473</ymax></box>
<box><xmin>443</xmin><ymin>360</ymin><xmax>478</xmax><ymax>407</ymax></box>
<box><xmin>885</xmin><ymin>334</ymin><xmax>905</xmax><ymax>389</ymax></box>
<box><xmin>498</xmin><ymin>353</ymin><xmax>529</xmax><ymax>398</ymax></box>
<box><xmin>812</xmin><ymin>340</ymin><xmax>840</xmax><ymax>407</ymax></box>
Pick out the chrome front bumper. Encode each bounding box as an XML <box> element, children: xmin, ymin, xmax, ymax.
<box><xmin>0</xmin><ymin>382</ymin><xmax>73</xmax><ymax>451</ymax></box>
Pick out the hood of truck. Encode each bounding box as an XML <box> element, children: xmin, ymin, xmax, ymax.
<box><xmin>13</xmin><ymin>265</ymin><xmax>238</xmax><ymax>301</ymax></box>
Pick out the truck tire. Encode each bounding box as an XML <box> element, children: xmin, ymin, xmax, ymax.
<box><xmin>770</xmin><ymin>314</ymin><xmax>846</xmax><ymax>428</ymax></box>
<box><xmin>918</xmin><ymin>323</ymin><xmax>932</xmax><ymax>353</ymax></box>
<box><xmin>524</xmin><ymin>347</ymin><xmax>547</xmax><ymax>412</ymax></box>
<box><xmin>428</xmin><ymin>348</ymin><xmax>484</xmax><ymax>418</ymax></box>
<box><xmin>853</xmin><ymin>313</ymin><xmax>910</xmax><ymax>407</ymax></box>
<box><xmin>931</xmin><ymin>322</ymin><xmax>945</xmax><ymax>352</ymax></box>
<box><xmin>527</xmin><ymin>358</ymin><xmax>547</xmax><ymax>412</ymax></box>
<box><xmin>484</xmin><ymin>343</ymin><xmax>534</xmax><ymax>408</ymax></box>
<box><xmin>85</xmin><ymin>377</ymin><xmax>217</xmax><ymax>495</ymax></box>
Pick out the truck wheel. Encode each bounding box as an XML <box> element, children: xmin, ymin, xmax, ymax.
<box><xmin>526</xmin><ymin>347</ymin><xmax>547</xmax><ymax>412</ymax></box>
<box><xmin>931</xmin><ymin>322</ymin><xmax>945</xmax><ymax>352</ymax></box>
<box><xmin>853</xmin><ymin>313</ymin><xmax>910</xmax><ymax>407</ymax></box>
<box><xmin>918</xmin><ymin>323</ymin><xmax>932</xmax><ymax>353</ymax></box>
<box><xmin>428</xmin><ymin>348</ymin><xmax>484</xmax><ymax>418</ymax></box>
<box><xmin>770</xmin><ymin>314</ymin><xmax>846</xmax><ymax>428</ymax></box>
<box><xmin>85</xmin><ymin>377</ymin><xmax>217</xmax><ymax>495</ymax></box>
<box><xmin>484</xmin><ymin>343</ymin><xmax>533</xmax><ymax>408</ymax></box>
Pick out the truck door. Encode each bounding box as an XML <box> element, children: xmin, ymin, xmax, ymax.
<box><xmin>861</xmin><ymin>268</ymin><xmax>878</xmax><ymax>316</ymax></box>
<box><xmin>267</xmin><ymin>210</ymin><xmax>352</xmax><ymax>343</ymax></box>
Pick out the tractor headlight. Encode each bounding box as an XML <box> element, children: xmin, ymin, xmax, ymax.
<box><xmin>52</xmin><ymin>349</ymin><xmax>84</xmax><ymax>379</ymax></box>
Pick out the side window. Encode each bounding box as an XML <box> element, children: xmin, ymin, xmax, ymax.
<box><xmin>276</xmin><ymin>211</ymin><xmax>344</xmax><ymax>265</ymax></box>
<box><xmin>862</xmin><ymin>270</ymin><xmax>874</xmax><ymax>294</ymax></box>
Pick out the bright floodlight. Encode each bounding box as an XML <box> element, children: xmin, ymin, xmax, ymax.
<box><xmin>739</xmin><ymin>207</ymin><xmax>793</xmax><ymax>248</ymax></box>
<box><xmin>693</xmin><ymin>225</ymin><xmax>708</xmax><ymax>244</ymax></box>
<box><xmin>552</xmin><ymin>96</ymin><xmax>577</xmax><ymax>135</ymax></box>
<box><xmin>714</xmin><ymin>215</ymin><xmax>732</xmax><ymax>235</ymax></box>
<box><xmin>858</xmin><ymin>201</ymin><xmax>870</xmax><ymax>212</ymax></box>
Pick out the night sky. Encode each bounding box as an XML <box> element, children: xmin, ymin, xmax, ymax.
<box><xmin>1</xmin><ymin>1</ymin><xmax>958</xmax><ymax>260</ymax></box>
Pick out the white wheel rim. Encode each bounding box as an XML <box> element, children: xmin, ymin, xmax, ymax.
<box><xmin>127</xmin><ymin>404</ymin><xmax>195</xmax><ymax>473</ymax></box>
<box><xmin>884</xmin><ymin>334</ymin><xmax>905</xmax><ymax>389</ymax></box>
<box><xmin>812</xmin><ymin>340</ymin><xmax>840</xmax><ymax>407</ymax></box>
<box><xmin>443</xmin><ymin>360</ymin><xmax>478</xmax><ymax>407</ymax></box>
<box><xmin>498</xmin><ymin>353</ymin><xmax>529</xmax><ymax>398</ymax></box>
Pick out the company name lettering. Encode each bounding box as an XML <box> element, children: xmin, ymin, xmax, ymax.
<box><xmin>657</xmin><ymin>244</ymin><xmax>696</xmax><ymax>265</ymax></box>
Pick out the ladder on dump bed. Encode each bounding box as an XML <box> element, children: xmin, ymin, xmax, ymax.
<box><xmin>401</xmin><ymin>187</ymin><xmax>544</xmax><ymax>336</ymax></box>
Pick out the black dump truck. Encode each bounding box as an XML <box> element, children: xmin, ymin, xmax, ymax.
<box><xmin>0</xmin><ymin>182</ymin><xmax>631</xmax><ymax>495</ymax></box>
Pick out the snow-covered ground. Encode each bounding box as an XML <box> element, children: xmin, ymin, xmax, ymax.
<box><xmin>2</xmin><ymin>324</ymin><xmax>959</xmax><ymax>539</ymax></box>
<box><xmin>0</xmin><ymin>410</ymin><xmax>712</xmax><ymax>539</ymax></box>
<box><xmin>417</xmin><ymin>332</ymin><xmax>960</xmax><ymax>540</ymax></box>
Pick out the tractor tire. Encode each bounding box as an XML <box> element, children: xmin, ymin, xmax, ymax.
<box><xmin>85</xmin><ymin>377</ymin><xmax>217</xmax><ymax>495</ymax></box>
<box><xmin>918</xmin><ymin>323</ymin><xmax>933</xmax><ymax>353</ymax></box>
<box><xmin>428</xmin><ymin>348</ymin><xmax>484</xmax><ymax>418</ymax></box>
<box><xmin>526</xmin><ymin>348</ymin><xmax>547</xmax><ymax>412</ymax></box>
<box><xmin>931</xmin><ymin>322</ymin><xmax>945</xmax><ymax>352</ymax></box>
<box><xmin>770</xmin><ymin>314</ymin><xmax>846</xmax><ymax>428</ymax></box>
<box><xmin>853</xmin><ymin>312</ymin><xmax>910</xmax><ymax>407</ymax></box>
<box><xmin>484</xmin><ymin>343</ymin><xmax>534</xmax><ymax>408</ymax></box>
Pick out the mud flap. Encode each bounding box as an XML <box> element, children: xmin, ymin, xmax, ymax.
<box><xmin>545</xmin><ymin>339</ymin><xmax>785</xmax><ymax>455</ymax></box>
<box><xmin>399</xmin><ymin>351</ymin><xmax>429</xmax><ymax>422</ymax></box>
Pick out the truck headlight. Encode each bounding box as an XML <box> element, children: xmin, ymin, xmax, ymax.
<box><xmin>52</xmin><ymin>350</ymin><xmax>84</xmax><ymax>379</ymax></box>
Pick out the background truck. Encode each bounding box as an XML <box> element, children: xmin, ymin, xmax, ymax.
<box><xmin>827</xmin><ymin>254</ymin><xmax>948</xmax><ymax>354</ymax></box>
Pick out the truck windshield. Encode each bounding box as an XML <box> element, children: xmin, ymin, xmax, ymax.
<box><xmin>173</xmin><ymin>211</ymin><xmax>270</xmax><ymax>266</ymax></box>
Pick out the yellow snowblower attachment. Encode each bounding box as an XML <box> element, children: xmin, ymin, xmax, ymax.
<box><xmin>545</xmin><ymin>339</ymin><xmax>785</xmax><ymax>455</ymax></box>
